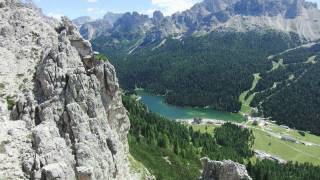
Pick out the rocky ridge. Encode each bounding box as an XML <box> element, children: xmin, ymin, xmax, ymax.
<box><xmin>75</xmin><ymin>12</ymin><xmax>123</xmax><ymax>40</ymax></box>
<box><xmin>0</xmin><ymin>0</ymin><xmax>132</xmax><ymax>179</ymax></box>
<box><xmin>200</xmin><ymin>157</ymin><xmax>252</xmax><ymax>180</ymax></box>
<box><xmin>83</xmin><ymin>0</ymin><xmax>320</xmax><ymax>49</ymax></box>
<box><xmin>163</xmin><ymin>0</ymin><xmax>320</xmax><ymax>41</ymax></box>
<box><xmin>73</xmin><ymin>16</ymin><xmax>94</xmax><ymax>27</ymax></box>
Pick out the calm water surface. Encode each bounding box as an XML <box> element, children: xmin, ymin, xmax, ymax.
<box><xmin>137</xmin><ymin>91</ymin><xmax>245</xmax><ymax>122</ymax></box>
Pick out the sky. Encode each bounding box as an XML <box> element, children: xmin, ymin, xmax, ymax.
<box><xmin>34</xmin><ymin>0</ymin><xmax>320</xmax><ymax>20</ymax></box>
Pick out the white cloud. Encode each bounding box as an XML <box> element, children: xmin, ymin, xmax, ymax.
<box><xmin>86</xmin><ymin>0</ymin><xmax>98</xmax><ymax>3</ymax></box>
<box><xmin>86</xmin><ymin>8</ymin><xmax>106</xmax><ymax>16</ymax></box>
<box><xmin>86</xmin><ymin>8</ymin><xmax>96</xmax><ymax>12</ymax></box>
<box><xmin>150</xmin><ymin>0</ymin><xmax>201</xmax><ymax>15</ymax></box>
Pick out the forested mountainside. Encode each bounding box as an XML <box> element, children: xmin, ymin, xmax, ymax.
<box><xmin>85</xmin><ymin>0</ymin><xmax>320</xmax><ymax>135</ymax></box>
<box><xmin>95</xmin><ymin>30</ymin><xmax>301</xmax><ymax>112</ymax></box>
<box><xmin>124</xmin><ymin>94</ymin><xmax>320</xmax><ymax>180</ymax></box>
<box><xmin>249</xmin><ymin>42</ymin><xmax>320</xmax><ymax>135</ymax></box>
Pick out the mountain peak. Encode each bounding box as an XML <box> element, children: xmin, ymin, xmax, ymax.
<box><xmin>79</xmin><ymin>0</ymin><xmax>320</xmax><ymax>42</ymax></box>
<box><xmin>231</xmin><ymin>0</ymin><xmax>317</xmax><ymax>18</ymax></box>
<box><xmin>102</xmin><ymin>12</ymin><xmax>123</xmax><ymax>24</ymax></box>
<box><xmin>72</xmin><ymin>16</ymin><xmax>93</xmax><ymax>27</ymax></box>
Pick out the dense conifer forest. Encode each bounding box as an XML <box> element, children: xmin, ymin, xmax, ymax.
<box><xmin>94</xmin><ymin>33</ymin><xmax>320</xmax><ymax>135</ymax></box>
<box><xmin>123</xmin><ymin>95</ymin><xmax>320</xmax><ymax>180</ymax></box>
<box><xmin>250</xmin><ymin>43</ymin><xmax>320</xmax><ymax>135</ymax></box>
<box><xmin>94</xmin><ymin>30</ymin><xmax>301</xmax><ymax>112</ymax></box>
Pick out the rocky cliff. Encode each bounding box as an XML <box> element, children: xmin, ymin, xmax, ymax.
<box><xmin>163</xmin><ymin>0</ymin><xmax>320</xmax><ymax>41</ymax></box>
<box><xmin>200</xmin><ymin>158</ymin><xmax>252</xmax><ymax>180</ymax></box>
<box><xmin>0</xmin><ymin>0</ymin><xmax>132</xmax><ymax>179</ymax></box>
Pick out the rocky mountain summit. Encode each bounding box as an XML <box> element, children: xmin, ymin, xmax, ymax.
<box><xmin>163</xmin><ymin>0</ymin><xmax>320</xmax><ymax>40</ymax></box>
<box><xmin>0</xmin><ymin>0</ymin><xmax>133</xmax><ymax>179</ymax></box>
<box><xmin>73</xmin><ymin>16</ymin><xmax>94</xmax><ymax>27</ymax></box>
<box><xmin>83</xmin><ymin>0</ymin><xmax>320</xmax><ymax>48</ymax></box>
<box><xmin>200</xmin><ymin>158</ymin><xmax>252</xmax><ymax>180</ymax></box>
<box><xmin>75</xmin><ymin>12</ymin><xmax>123</xmax><ymax>40</ymax></box>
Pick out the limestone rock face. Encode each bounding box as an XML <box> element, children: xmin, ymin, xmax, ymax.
<box><xmin>200</xmin><ymin>158</ymin><xmax>252</xmax><ymax>180</ymax></box>
<box><xmin>0</xmin><ymin>0</ymin><xmax>131</xmax><ymax>179</ymax></box>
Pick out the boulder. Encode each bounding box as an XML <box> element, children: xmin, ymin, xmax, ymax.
<box><xmin>200</xmin><ymin>157</ymin><xmax>252</xmax><ymax>180</ymax></box>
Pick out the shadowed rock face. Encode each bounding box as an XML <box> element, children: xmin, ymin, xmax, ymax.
<box><xmin>200</xmin><ymin>157</ymin><xmax>252</xmax><ymax>180</ymax></box>
<box><xmin>0</xmin><ymin>0</ymin><xmax>132</xmax><ymax>179</ymax></box>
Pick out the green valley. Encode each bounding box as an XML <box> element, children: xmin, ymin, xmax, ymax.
<box><xmin>95</xmin><ymin>30</ymin><xmax>301</xmax><ymax>113</ymax></box>
<box><xmin>124</xmin><ymin>94</ymin><xmax>320</xmax><ymax>179</ymax></box>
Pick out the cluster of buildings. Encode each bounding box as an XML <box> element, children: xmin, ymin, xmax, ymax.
<box><xmin>178</xmin><ymin>117</ymin><xmax>227</xmax><ymax>127</ymax></box>
<box><xmin>280</xmin><ymin>135</ymin><xmax>297</xmax><ymax>143</ymax></box>
<box><xmin>254</xmin><ymin>150</ymin><xmax>287</xmax><ymax>164</ymax></box>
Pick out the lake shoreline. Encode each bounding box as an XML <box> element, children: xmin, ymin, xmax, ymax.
<box><xmin>177</xmin><ymin>118</ymin><xmax>229</xmax><ymax>125</ymax></box>
<box><xmin>136</xmin><ymin>90</ymin><xmax>245</xmax><ymax>122</ymax></box>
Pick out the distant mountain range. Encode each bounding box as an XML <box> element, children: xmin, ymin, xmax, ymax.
<box><xmin>73</xmin><ymin>12</ymin><xmax>123</xmax><ymax>40</ymax></box>
<box><xmin>72</xmin><ymin>16</ymin><xmax>94</xmax><ymax>27</ymax></box>
<box><xmin>75</xmin><ymin>0</ymin><xmax>320</xmax><ymax>42</ymax></box>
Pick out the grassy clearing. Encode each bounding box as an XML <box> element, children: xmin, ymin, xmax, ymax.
<box><xmin>251</xmin><ymin>127</ymin><xmax>320</xmax><ymax>165</ymax></box>
<box><xmin>194</xmin><ymin>121</ymin><xmax>320</xmax><ymax>165</ymax></box>
<box><xmin>305</xmin><ymin>55</ymin><xmax>317</xmax><ymax>64</ymax></box>
<box><xmin>267</xmin><ymin>123</ymin><xmax>320</xmax><ymax>146</ymax></box>
<box><xmin>239</xmin><ymin>73</ymin><xmax>261</xmax><ymax>114</ymax></box>
<box><xmin>191</xmin><ymin>124</ymin><xmax>217</xmax><ymax>134</ymax></box>
<box><xmin>94</xmin><ymin>54</ymin><xmax>109</xmax><ymax>62</ymax></box>
<box><xmin>270</xmin><ymin>59</ymin><xmax>284</xmax><ymax>71</ymax></box>
<box><xmin>247</xmin><ymin>121</ymin><xmax>320</xmax><ymax>165</ymax></box>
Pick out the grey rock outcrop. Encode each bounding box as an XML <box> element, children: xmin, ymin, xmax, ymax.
<box><xmin>200</xmin><ymin>157</ymin><xmax>252</xmax><ymax>180</ymax></box>
<box><xmin>0</xmin><ymin>0</ymin><xmax>132</xmax><ymax>179</ymax></box>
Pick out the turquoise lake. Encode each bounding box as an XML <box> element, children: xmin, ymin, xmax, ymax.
<box><xmin>136</xmin><ymin>91</ymin><xmax>245</xmax><ymax>122</ymax></box>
